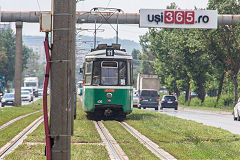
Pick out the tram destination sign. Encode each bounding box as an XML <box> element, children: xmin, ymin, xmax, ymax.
<box><xmin>140</xmin><ymin>9</ymin><xmax>218</xmax><ymax>29</ymax></box>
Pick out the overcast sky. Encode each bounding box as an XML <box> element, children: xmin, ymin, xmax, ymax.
<box><xmin>0</xmin><ymin>0</ymin><xmax>208</xmax><ymax>42</ymax></box>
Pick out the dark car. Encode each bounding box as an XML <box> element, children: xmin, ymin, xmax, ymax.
<box><xmin>138</xmin><ymin>89</ymin><xmax>159</xmax><ymax>110</ymax></box>
<box><xmin>160</xmin><ymin>95</ymin><xmax>178</xmax><ymax>110</ymax></box>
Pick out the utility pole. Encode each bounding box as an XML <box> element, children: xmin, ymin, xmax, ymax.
<box><xmin>50</xmin><ymin>0</ymin><xmax>76</xmax><ymax>159</ymax></box>
<box><xmin>14</xmin><ymin>21</ymin><xmax>23</xmax><ymax>106</ymax></box>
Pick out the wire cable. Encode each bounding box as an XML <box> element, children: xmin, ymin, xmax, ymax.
<box><xmin>106</xmin><ymin>0</ymin><xmax>112</xmax><ymax>8</ymax></box>
<box><xmin>36</xmin><ymin>0</ymin><xmax>41</xmax><ymax>11</ymax></box>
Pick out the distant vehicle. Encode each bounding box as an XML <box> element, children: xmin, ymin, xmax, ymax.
<box><xmin>1</xmin><ymin>93</ymin><xmax>14</xmax><ymax>107</ymax></box>
<box><xmin>136</xmin><ymin>74</ymin><xmax>160</xmax><ymax>95</ymax></box>
<box><xmin>233</xmin><ymin>98</ymin><xmax>240</xmax><ymax>121</ymax></box>
<box><xmin>38</xmin><ymin>89</ymin><xmax>43</xmax><ymax>96</ymax></box>
<box><xmin>77</xmin><ymin>81</ymin><xmax>83</xmax><ymax>95</ymax></box>
<box><xmin>21</xmin><ymin>91</ymin><xmax>31</xmax><ymax>102</ymax></box>
<box><xmin>0</xmin><ymin>76</ymin><xmax>5</xmax><ymax>98</ymax></box>
<box><xmin>24</xmin><ymin>77</ymin><xmax>38</xmax><ymax>97</ymax></box>
<box><xmin>133</xmin><ymin>94</ymin><xmax>139</xmax><ymax>108</ymax></box>
<box><xmin>21</xmin><ymin>87</ymin><xmax>34</xmax><ymax>101</ymax></box>
<box><xmin>138</xmin><ymin>89</ymin><xmax>159</xmax><ymax>110</ymax></box>
<box><xmin>160</xmin><ymin>95</ymin><xmax>178</xmax><ymax>110</ymax></box>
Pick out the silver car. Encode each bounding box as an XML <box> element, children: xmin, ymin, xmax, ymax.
<box><xmin>1</xmin><ymin>93</ymin><xmax>14</xmax><ymax>107</ymax></box>
<box><xmin>133</xmin><ymin>94</ymin><xmax>139</xmax><ymax>108</ymax></box>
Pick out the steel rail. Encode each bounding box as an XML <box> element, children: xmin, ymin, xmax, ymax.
<box><xmin>95</xmin><ymin>121</ymin><xmax>121</xmax><ymax>160</ymax></box>
<box><xmin>0</xmin><ymin>11</ymin><xmax>239</xmax><ymax>25</ymax></box>
<box><xmin>120</xmin><ymin>122</ymin><xmax>176</xmax><ymax>160</ymax></box>
<box><xmin>0</xmin><ymin>110</ymin><xmax>42</xmax><ymax>131</ymax></box>
<box><xmin>0</xmin><ymin>116</ymin><xmax>43</xmax><ymax>159</ymax></box>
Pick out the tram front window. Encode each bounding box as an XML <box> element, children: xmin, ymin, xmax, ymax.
<box><xmin>101</xmin><ymin>61</ymin><xmax>118</xmax><ymax>85</ymax></box>
<box><xmin>119</xmin><ymin>61</ymin><xmax>127</xmax><ymax>85</ymax></box>
<box><xmin>93</xmin><ymin>61</ymin><xmax>101</xmax><ymax>85</ymax></box>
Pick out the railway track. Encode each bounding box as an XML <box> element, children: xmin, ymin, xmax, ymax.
<box><xmin>0</xmin><ymin>110</ymin><xmax>42</xmax><ymax>131</ymax></box>
<box><xmin>94</xmin><ymin>121</ymin><xmax>129</xmax><ymax>160</ymax></box>
<box><xmin>120</xmin><ymin>122</ymin><xmax>177</xmax><ymax>160</ymax></box>
<box><xmin>0</xmin><ymin>116</ymin><xmax>43</xmax><ymax>159</ymax></box>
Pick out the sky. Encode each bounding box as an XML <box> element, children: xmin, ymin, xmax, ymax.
<box><xmin>0</xmin><ymin>0</ymin><xmax>209</xmax><ymax>42</ymax></box>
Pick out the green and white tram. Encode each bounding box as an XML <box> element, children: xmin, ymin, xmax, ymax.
<box><xmin>82</xmin><ymin>44</ymin><xmax>133</xmax><ymax>120</ymax></box>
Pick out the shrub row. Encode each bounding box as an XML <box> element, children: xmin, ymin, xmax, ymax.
<box><xmin>178</xmin><ymin>94</ymin><xmax>235</xmax><ymax>108</ymax></box>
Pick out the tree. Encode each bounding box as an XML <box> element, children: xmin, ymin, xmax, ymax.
<box><xmin>0</xmin><ymin>29</ymin><xmax>32</xmax><ymax>87</ymax></box>
<box><xmin>207</xmin><ymin>0</ymin><xmax>240</xmax><ymax>102</ymax></box>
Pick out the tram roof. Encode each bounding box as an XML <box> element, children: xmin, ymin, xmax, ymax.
<box><xmin>85</xmin><ymin>49</ymin><xmax>132</xmax><ymax>59</ymax></box>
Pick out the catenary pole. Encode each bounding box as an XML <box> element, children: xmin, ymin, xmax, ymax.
<box><xmin>50</xmin><ymin>0</ymin><xmax>75</xmax><ymax>159</ymax></box>
<box><xmin>14</xmin><ymin>21</ymin><xmax>23</xmax><ymax>107</ymax></box>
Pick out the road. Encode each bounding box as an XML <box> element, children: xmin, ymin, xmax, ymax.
<box><xmin>145</xmin><ymin>108</ymin><xmax>240</xmax><ymax>135</ymax></box>
<box><xmin>0</xmin><ymin>96</ymin><xmax>41</xmax><ymax>108</ymax></box>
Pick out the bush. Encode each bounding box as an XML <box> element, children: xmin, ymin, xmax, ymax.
<box><xmin>190</xmin><ymin>97</ymin><xmax>202</xmax><ymax>106</ymax></box>
<box><xmin>202</xmin><ymin>97</ymin><xmax>217</xmax><ymax>108</ymax></box>
<box><xmin>178</xmin><ymin>94</ymin><xmax>185</xmax><ymax>104</ymax></box>
<box><xmin>218</xmin><ymin>94</ymin><xmax>234</xmax><ymax>107</ymax></box>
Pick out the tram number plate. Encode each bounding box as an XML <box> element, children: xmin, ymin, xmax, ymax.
<box><xmin>104</xmin><ymin>89</ymin><xmax>115</xmax><ymax>92</ymax></box>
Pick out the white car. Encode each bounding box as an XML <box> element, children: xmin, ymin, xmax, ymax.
<box><xmin>21</xmin><ymin>87</ymin><xmax>34</xmax><ymax>101</ymax></box>
<box><xmin>233</xmin><ymin>98</ymin><xmax>240</xmax><ymax>121</ymax></box>
<box><xmin>21</xmin><ymin>91</ymin><xmax>32</xmax><ymax>102</ymax></box>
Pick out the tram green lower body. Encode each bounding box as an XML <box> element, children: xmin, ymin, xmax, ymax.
<box><xmin>83</xmin><ymin>87</ymin><xmax>133</xmax><ymax>115</ymax></box>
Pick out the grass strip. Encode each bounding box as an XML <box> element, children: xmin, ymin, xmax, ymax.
<box><xmin>125</xmin><ymin>108</ymin><xmax>240</xmax><ymax>159</ymax></box>
<box><xmin>0</xmin><ymin>111</ymin><xmax>43</xmax><ymax>148</ymax></box>
<box><xmin>179</xmin><ymin>104</ymin><xmax>233</xmax><ymax>112</ymax></box>
<box><xmin>4</xmin><ymin>143</ymin><xmax>110</xmax><ymax>160</ymax></box>
<box><xmin>25</xmin><ymin>98</ymin><xmax>101</xmax><ymax>143</ymax></box>
<box><xmin>103</xmin><ymin>120</ymin><xmax>159</xmax><ymax>160</ymax></box>
<box><xmin>72</xmin><ymin>99</ymin><xmax>101</xmax><ymax>143</ymax></box>
<box><xmin>0</xmin><ymin>98</ymin><xmax>43</xmax><ymax>126</ymax></box>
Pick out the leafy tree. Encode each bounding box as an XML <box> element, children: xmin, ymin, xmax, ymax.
<box><xmin>132</xmin><ymin>48</ymin><xmax>140</xmax><ymax>60</ymax></box>
<box><xmin>207</xmin><ymin>0</ymin><xmax>240</xmax><ymax>102</ymax></box>
<box><xmin>0</xmin><ymin>29</ymin><xmax>31</xmax><ymax>88</ymax></box>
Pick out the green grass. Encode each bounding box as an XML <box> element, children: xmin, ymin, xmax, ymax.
<box><xmin>0</xmin><ymin>111</ymin><xmax>43</xmax><ymax>148</ymax></box>
<box><xmin>25</xmin><ymin>99</ymin><xmax>101</xmax><ymax>143</ymax></box>
<box><xmin>103</xmin><ymin>120</ymin><xmax>159</xmax><ymax>160</ymax></box>
<box><xmin>0</xmin><ymin>98</ymin><xmax>43</xmax><ymax>126</ymax></box>
<box><xmin>5</xmin><ymin>98</ymin><xmax>108</xmax><ymax>160</ymax></box>
<box><xmin>72</xmin><ymin>99</ymin><xmax>101</xmax><ymax>143</ymax></box>
<box><xmin>4</xmin><ymin>144</ymin><xmax>110</xmax><ymax>160</ymax></box>
<box><xmin>125</xmin><ymin>108</ymin><xmax>240</xmax><ymax>159</ymax></box>
<box><xmin>179</xmin><ymin>104</ymin><xmax>233</xmax><ymax>112</ymax></box>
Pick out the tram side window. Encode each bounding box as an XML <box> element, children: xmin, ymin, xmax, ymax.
<box><xmin>101</xmin><ymin>61</ymin><xmax>118</xmax><ymax>85</ymax></box>
<box><xmin>119</xmin><ymin>61</ymin><xmax>127</xmax><ymax>85</ymax></box>
<box><xmin>92</xmin><ymin>61</ymin><xmax>101</xmax><ymax>85</ymax></box>
<box><xmin>127</xmin><ymin>61</ymin><xmax>132</xmax><ymax>85</ymax></box>
<box><xmin>85</xmin><ymin>62</ymin><xmax>92</xmax><ymax>85</ymax></box>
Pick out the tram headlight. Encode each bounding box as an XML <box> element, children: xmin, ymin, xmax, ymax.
<box><xmin>106</xmin><ymin>93</ymin><xmax>112</xmax><ymax>99</ymax></box>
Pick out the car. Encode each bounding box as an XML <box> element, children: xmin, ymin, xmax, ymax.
<box><xmin>38</xmin><ymin>89</ymin><xmax>43</xmax><ymax>96</ymax></box>
<box><xmin>138</xmin><ymin>89</ymin><xmax>159</xmax><ymax>110</ymax></box>
<box><xmin>160</xmin><ymin>95</ymin><xmax>178</xmax><ymax>110</ymax></box>
<box><xmin>1</xmin><ymin>93</ymin><xmax>14</xmax><ymax>107</ymax></box>
<box><xmin>21</xmin><ymin>91</ymin><xmax>31</xmax><ymax>102</ymax></box>
<box><xmin>21</xmin><ymin>87</ymin><xmax>34</xmax><ymax>101</ymax></box>
<box><xmin>133</xmin><ymin>94</ymin><xmax>139</xmax><ymax>108</ymax></box>
<box><xmin>233</xmin><ymin>98</ymin><xmax>240</xmax><ymax>121</ymax></box>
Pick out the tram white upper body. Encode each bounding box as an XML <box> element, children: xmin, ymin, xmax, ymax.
<box><xmin>85</xmin><ymin>49</ymin><xmax>132</xmax><ymax>60</ymax></box>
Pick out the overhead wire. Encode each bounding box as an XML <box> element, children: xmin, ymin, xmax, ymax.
<box><xmin>106</xmin><ymin>0</ymin><xmax>112</xmax><ymax>8</ymax></box>
<box><xmin>36</xmin><ymin>0</ymin><xmax>41</xmax><ymax>11</ymax></box>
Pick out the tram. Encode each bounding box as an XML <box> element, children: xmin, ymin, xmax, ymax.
<box><xmin>82</xmin><ymin>44</ymin><xmax>133</xmax><ymax>120</ymax></box>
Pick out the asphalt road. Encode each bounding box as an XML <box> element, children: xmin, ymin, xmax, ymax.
<box><xmin>0</xmin><ymin>96</ymin><xmax>41</xmax><ymax>108</ymax></box>
<box><xmin>145</xmin><ymin>107</ymin><xmax>240</xmax><ymax>135</ymax></box>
